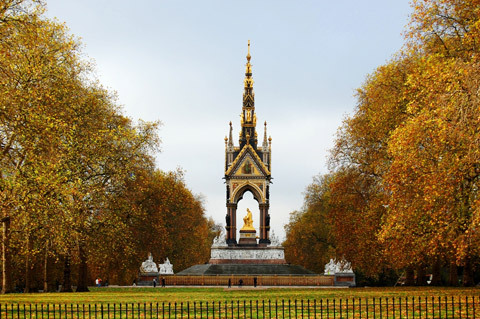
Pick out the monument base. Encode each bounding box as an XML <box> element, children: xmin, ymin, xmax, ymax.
<box><xmin>177</xmin><ymin>244</ymin><xmax>319</xmax><ymax>278</ymax></box>
<box><xmin>238</xmin><ymin>229</ymin><xmax>257</xmax><ymax>246</ymax></box>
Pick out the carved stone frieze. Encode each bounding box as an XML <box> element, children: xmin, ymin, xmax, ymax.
<box><xmin>210</xmin><ymin>247</ymin><xmax>285</xmax><ymax>260</ymax></box>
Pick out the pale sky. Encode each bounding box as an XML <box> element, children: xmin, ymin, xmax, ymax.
<box><xmin>45</xmin><ymin>1</ymin><xmax>412</xmax><ymax>240</ymax></box>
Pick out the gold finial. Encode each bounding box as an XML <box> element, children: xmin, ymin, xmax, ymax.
<box><xmin>244</xmin><ymin>40</ymin><xmax>253</xmax><ymax>87</ymax></box>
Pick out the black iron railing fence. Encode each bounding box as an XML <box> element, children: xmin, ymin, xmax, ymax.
<box><xmin>1</xmin><ymin>296</ymin><xmax>479</xmax><ymax>318</ymax></box>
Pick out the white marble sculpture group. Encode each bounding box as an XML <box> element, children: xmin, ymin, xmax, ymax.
<box><xmin>140</xmin><ymin>253</ymin><xmax>174</xmax><ymax>274</ymax></box>
<box><xmin>324</xmin><ymin>258</ymin><xmax>353</xmax><ymax>275</ymax></box>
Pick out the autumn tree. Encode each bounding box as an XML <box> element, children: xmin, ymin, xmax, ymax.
<box><xmin>321</xmin><ymin>56</ymin><xmax>414</xmax><ymax>280</ymax></box>
<box><xmin>284</xmin><ymin>174</ymin><xmax>335</xmax><ymax>273</ymax></box>
<box><xmin>87</xmin><ymin>168</ymin><xmax>217</xmax><ymax>285</ymax></box>
<box><xmin>381</xmin><ymin>0</ymin><xmax>480</xmax><ymax>285</ymax></box>
<box><xmin>0</xmin><ymin>0</ymin><xmax>222</xmax><ymax>293</ymax></box>
<box><xmin>289</xmin><ymin>0</ymin><xmax>480</xmax><ymax>286</ymax></box>
<box><xmin>0</xmin><ymin>0</ymin><xmax>162</xmax><ymax>292</ymax></box>
<box><xmin>0</xmin><ymin>0</ymin><xmax>85</xmax><ymax>293</ymax></box>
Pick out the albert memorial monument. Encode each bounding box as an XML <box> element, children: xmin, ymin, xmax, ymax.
<box><xmin>177</xmin><ymin>41</ymin><xmax>316</xmax><ymax>276</ymax></box>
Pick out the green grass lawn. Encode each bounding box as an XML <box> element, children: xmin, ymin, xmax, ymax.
<box><xmin>0</xmin><ymin>286</ymin><xmax>478</xmax><ymax>304</ymax></box>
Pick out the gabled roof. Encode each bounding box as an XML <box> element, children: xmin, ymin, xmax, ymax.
<box><xmin>225</xmin><ymin>144</ymin><xmax>270</xmax><ymax>177</ymax></box>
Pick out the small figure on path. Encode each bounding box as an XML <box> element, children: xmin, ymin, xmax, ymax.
<box><xmin>238</xmin><ymin>279</ymin><xmax>243</xmax><ymax>288</ymax></box>
<box><xmin>153</xmin><ymin>278</ymin><xmax>157</xmax><ymax>288</ymax></box>
<box><xmin>253</xmin><ymin>277</ymin><xmax>257</xmax><ymax>288</ymax></box>
<box><xmin>95</xmin><ymin>278</ymin><xmax>100</xmax><ymax>287</ymax></box>
<box><xmin>228</xmin><ymin>278</ymin><xmax>231</xmax><ymax>288</ymax></box>
<box><xmin>161</xmin><ymin>277</ymin><xmax>166</xmax><ymax>287</ymax></box>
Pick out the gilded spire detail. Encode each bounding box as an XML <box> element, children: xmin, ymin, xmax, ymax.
<box><xmin>245</xmin><ymin>40</ymin><xmax>252</xmax><ymax>74</ymax></box>
<box><xmin>240</xmin><ymin>40</ymin><xmax>257</xmax><ymax>148</ymax></box>
<box><xmin>243</xmin><ymin>40</ymin><xmax>254</xmax><ymax>101</ymax></box>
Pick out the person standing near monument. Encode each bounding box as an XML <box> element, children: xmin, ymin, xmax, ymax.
<box><xmin>161</xmin><ymin>277</ymin><xmax>166</xmax><ymax>287</ymax></box>
<box><xmin>153</xmin><ymin>278</ymin><xmax>157</xmax><ymax>288</ymax></box>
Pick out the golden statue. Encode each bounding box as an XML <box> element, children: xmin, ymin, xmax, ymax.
<box><xmin>241</xmin><ymin>208</ymin><xmax>255</xmax><ymax>231</ymax></box>
<box><xmin>246</xmin><ymin>110</ymin><xmax>252</xmax><ymax>122</ymax></box>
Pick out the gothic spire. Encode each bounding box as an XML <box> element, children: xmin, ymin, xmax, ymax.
<box><xmin>240</xmin><ymin>40</ymin><xmax>257</xmax><ymax>148</ymax></box>
<box><xmin>243</xmin><ymin>40</ymin><xmax>254</xmax><ymax>108</ymax></box>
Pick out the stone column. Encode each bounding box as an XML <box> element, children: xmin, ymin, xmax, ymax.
<box><xmin>259</xmin><ymin>206</ymin><xmax>264</xmax><ymax>242</ymax></box>
<box><xmin>258</xmin><ymin>203</ymin><xmax>270</xmax><ymax>244</ymax></box>
<box><xmin>226</xmin><ymin>203</ymin><xmax>237</xmax><ymax>245</ymax></box>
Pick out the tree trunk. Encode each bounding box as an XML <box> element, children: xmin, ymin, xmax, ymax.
<box><xmin>448</xmin><ymin>262</ymin><xmax>459</xmax><ymax>286</ymax></box>
<box><xmin>462</xmin><ymin>257</ymin><xmax>474</xmax><ymax>287</ymax></box>
<box><xmin>24</xmin><ymin>235</ymin><xmax>32</xmax><ymax>293</ymax></box>
<box><xmin>430</xmin><ymin>259</ymin><xmax>442</xmax><ymax>286</ymax></box>
<box><xmin>405</xmin><ymin>266</ymin><xmax>415</xmax><ymax>286</ymax></box>
<box><xmin>1</xmin><ymin>216</ymin><xmax>12</xmax><ymax>294</ymax></box>
<box><xmin>61</xmin><ymin>254</ymin><xmax>73</xmax><ymax>292</ymax></box>
<box><xmin>76</xmin><ymin>244</ymin><xmax>89</xmax><ymax>292</ymax></box>
<box><xmin>43</xmin><ymin>240</ymin><xmax>49</xmax><ymax>292</ymax></box>
<box><xmin>416</xmin><ymin>264</ymin><xmax>427</xmax><ymax>286</ymax></box>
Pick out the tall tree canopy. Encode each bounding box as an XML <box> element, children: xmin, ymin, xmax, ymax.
<box><xmin>285</xmin><ymin>0</ymin><xmax>480</xmax><ymax>286</ymax></box>
<box><xmin>0</xmin><ymin>0</ymin><xmax>217</xmax><ymax>292</ymax></box>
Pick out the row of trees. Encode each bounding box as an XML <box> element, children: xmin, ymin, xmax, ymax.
<box><xmin>285</xmin><ymin>0</ymin><xmax>480</xmax><ymax>286</ymax></box>
<box><xmin>0</xmin><ymin>0</ymin><xmax>218</xmax><ymax>293</ymax></box>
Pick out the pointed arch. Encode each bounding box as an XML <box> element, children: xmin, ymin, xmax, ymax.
<box><xmin>232</xmin><ymin>183</ymin><xmax>265</xmax><ymax>204</ymax></box>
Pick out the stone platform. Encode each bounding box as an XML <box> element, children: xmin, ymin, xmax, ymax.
<box><xmin>176</xmin><ymin>264</ymin><xmax>316</xmax><ymax>275</ymax></box>
<box><xmin>177</xmin><ymin>244</ymin><xmax>317</xmax><ymax>276</ymax></box>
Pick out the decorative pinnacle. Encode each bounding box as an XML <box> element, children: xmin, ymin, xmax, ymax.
<box><xmin>263</xmin><ymin>122</ymin><xmax>268</xmax><ymax>150</ymax></box>
<box><xmin>228</xmin><ymin>121</ymin><xmax>233</xmax><ymax>147</ymax></box>
<box><xmin>244</xmin><ymin>40</ymin><xmax>253</xmax><ymax>89</ymax></box>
